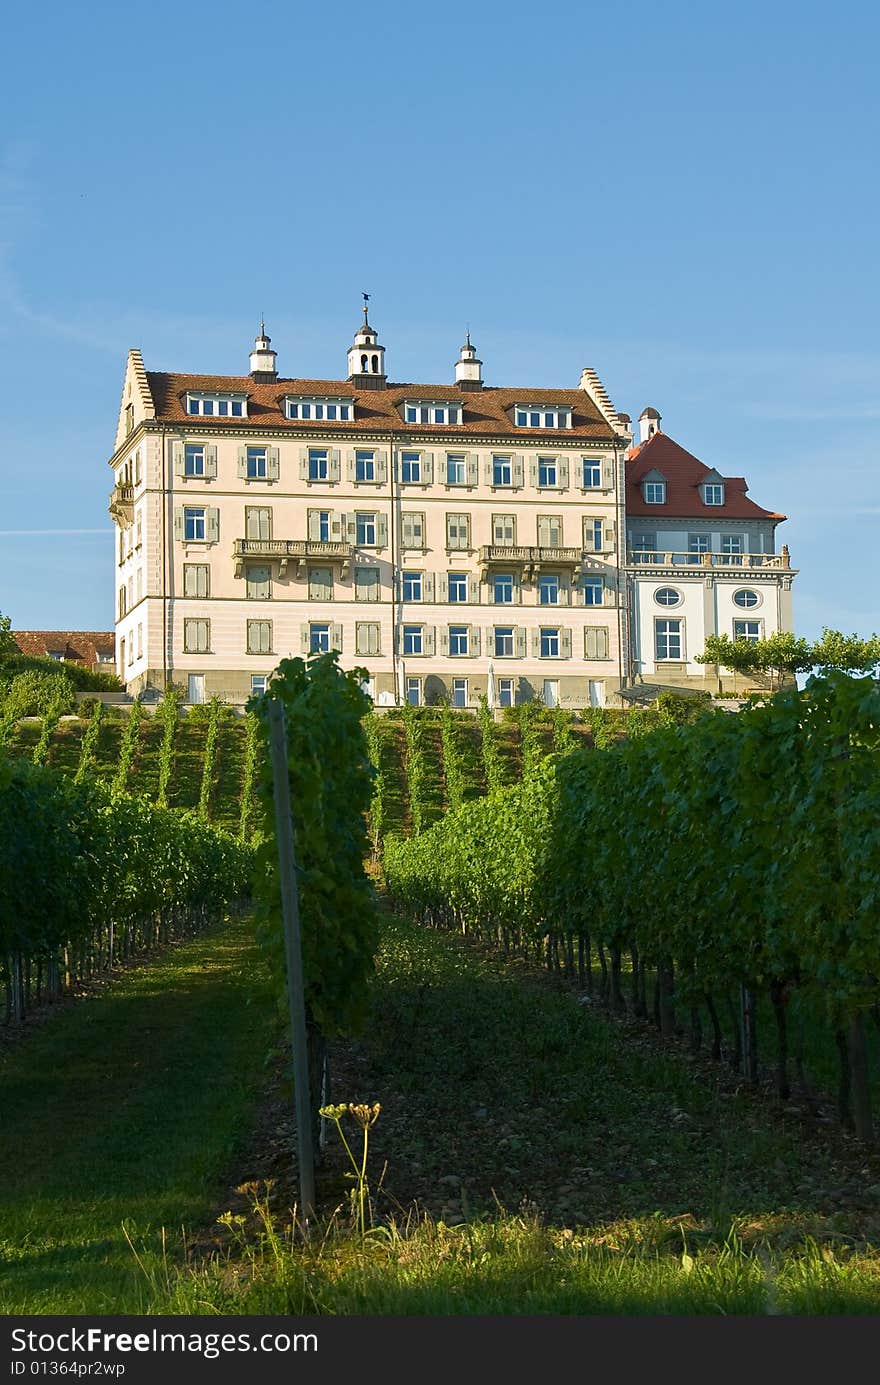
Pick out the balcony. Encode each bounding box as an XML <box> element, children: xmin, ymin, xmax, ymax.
<box><xmin>478</xmin><ymin>544</ymin><xmax>583</xmax><ymax>581</ymax></box>
<box><xmin>627</xmin><ymin>546</ymin><xmax>793</xmax><ymax>571</ymax></box>
<box><xmin>233</xmin><ymin>537</ymin><xmax>354</xmax><ymax>579</ymax></box>
<box><xmin>108</xmin><ymin>483</ymin><xmax>134</xmax><ymax>527</ymax></box>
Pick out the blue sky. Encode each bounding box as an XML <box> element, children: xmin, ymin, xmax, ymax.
<box><xmin>1</xmin><ymin>0</ymin><xmax>877</xmax><ymax>640</ymax></box>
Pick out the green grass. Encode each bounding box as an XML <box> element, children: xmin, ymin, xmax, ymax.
<box><xmin>151</xmin><ymin>915</ymin><xmax>880</xmax><ymax>1313</ymax></box>
<box><xmin>0</xmin><ymin>914</ymin><xmax>273</xmax><ymax>1314</ymax></box>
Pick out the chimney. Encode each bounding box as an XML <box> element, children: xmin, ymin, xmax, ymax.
<box><xmin>638</xmin><ymin>407</ymin><xmax>661</xmax><ymax>443</ymax></box>
<box><xmin>617</xmin><ymin>412</ymin><xmax>633</xmax><ymax>442</ymax></box>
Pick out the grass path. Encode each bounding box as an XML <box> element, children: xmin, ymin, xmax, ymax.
<box><xmin>0</xmin><ymin>914</ymin><xmax>272</xmax><ymax>1313</ymax></box>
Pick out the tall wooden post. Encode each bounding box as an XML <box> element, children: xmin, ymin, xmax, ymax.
<box><xmin>267</xmin><ymin>699</ymin><xmax>316</xmax><ymax>1224</ymax></box>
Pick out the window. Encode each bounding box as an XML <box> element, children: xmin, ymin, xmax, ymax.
<box><xmin>498</xmin><ymin>677</ymin><xmax>514</xmax><ymax>708</ymax></box>
<box><xmin>514</xmin><ymin>404</ymin><xmax>572</xmax><ymax>429</ymax></box>
<box><xmin>537</xmin><ymin>515</ymin><xmax>562</xmax><ymax>548</ymax></box>
<box><xmin>446</xmin><ymin>513</ymin><xmax>470</xmax><ymax>549</ymax></box>
<box><xmin>493</xmin><ymin>573</ymin><xmax>514</xmax><ymax>605</ymax></box>
<box><xmin>246</xmin><ymin>507</ymin><xmax>271</xmax><ymax>542</ymax></box>
<box><xmin>310</xmin><ymin>623</ymin><xmax>330</xmax><ymax>653</ymax></box>
<box><xmin>720</xmin><ymin>535</ymin><xmax>744</xmax><ymax>564</ymax></box>
<box><xmin>538</xmin><ymin>458</ymin><xmax>558</xmax><ymax>488</ymax></box>
<box><xmin>631</xmin><ymin>531</ymin><xmax>657</xmax><ymax>563</ymax></box>
<box><xmin>492</xmin><ymin>515</ymin><xmax>515</xmax><ymax>546</ymax></box>
<box><xmin>308</xmin><ymin>449</ymin><xmax>329</xmax><ymax>481</ymax></box>
<box><xmin>355</xmin><ymin>451</ymin><xmax>375</xmax><ymax>482</ymax></box>
<box><xmin>704</xmin><ymin>483</ymin><xmax>724</xmax><ymax>505</ymax></box>
<box><xmin>356</xmin><ymin>622</ymin><xmax>381</xmax><ymax>656</ymax></box>
<box><xmin>355</xmin><ymin>567</ymin><xmax>380</xmax><ymax>601</ymax></box>
<box><xmin>308</xmin><ymin>567</ymin><xmax>333</xmax><ymax>601</ymax></box>
<box><xmin>582</xmin><ymin>577</ymin><xmax>603</xmax><ymax>606</ymax></box>
<box><xmin>403</xmin><ymin>400</ymin><xmax>461</xmax><ymax>425</ymax></box>
<box><xmin>405</xmin><ymin>677</ymin><xmax>422</xmax><ymax>706</ymax></box>
<box><xmin>285</xmin><ymin>396</ymin><xmax>352</xmax><ymax>421</ymax></box>
<box><xmin>246</xmin><ymin>446</ymin><xmax>268</xmax><ymax>480</ymax></box>
<box><xmin>733</xmin><ymin>589</ymin><xmax>760</xmax><ymax>609</ymax></box>
<box><xmin>125</xmin><ymin>403</ymin><xmax>134</xmax><ymax>435</ymax></box>
<box><xmin>401</xmin><ymin>512</ymin><xmax>425</xmax><ymax>549</ymax></box>
<box><xmin>582</xmin><ymin>459</ymin><xmax>602</xmax><ymax>488</ymax></box>
<box><xmin>655</xmin><ymin>619</ymin><xmax>683</xmax><ymax>660</ymax></box>
<box><xmin>308</xmin><ymin>509</ymin><xmax>331</xmax><ymax>543</ymax></box>
<box><xmin>494</xmin><ymin>626</ymin><xmax>514</xmax><ymax>657</ymax></box>
<box><xmin>734</xmin><ymin>620</ymin><xmax>761</xmax><ymax>643</ymax></box>
<box><xmin>403</xmin><ymin>625</ymin><xmax>423</xmax><ymax>655</ymax></box>
<box><xmin>402</xmin><ymin>572</ymin><xmax>423</xmax><ymax>602</ymax></box>
<box><xmin>401</xmin><ymin>452</ymin><xmax>421</xmax><ymax>483</ymax></box>
<box><xmin>247</xmin><ymin>620</ymin><xmax>272</xmax><ymax>655</ymax></box>
<box><xmin>584</xmin><ymin>626</ymin><xmax>610</xmax><ymax>660</ymax></box>
<box><xmin>446</xmin><ymin>454</ymin><xmax>466</xmax><ymax>485</ymax></box>
<box><xmin>246</xmin><ymin>564</ymin><xmax>271</xmax><ymax>600</ymax></box>
<box><xmin>183</xmin><ymin>564</ymin><xmax>209</xmax><ymax>598</ymax></box>
<box><xmin>540</xmin><ymin>627</ymin><xmax>560</xmax><ymax>658</ymax></box>
<box><xmin>356</xmin><ymin>512</ymin><xmax>377</xmax><ymax>546</ymax></box>
<box><xmin>449</xmin><ymin>625</ymin><xmax>469</xmax><ymax>656</ymax></box>
<box><xmin>452</xmin><ymin>678</ymin><xmax>467</xmax><ymax>709</ymax></box>
<box><xmin>447</xmin><ymin>572</ymin><xmax>467</xmax><ymax>603</ymax></box>
<box><xmin>184</xmin><ymin>507</ymin><xmax>206</xmax><ymax>541</ymax></box>
<box><xmin>654</xmin><ymin>587</ymin><xmax>681</xmax><ymax>608</ymax></box>
<box><xmin>118</xmin><ymin>586</ymin><xmax>126</xmax><ymax>619</ymax></box>
<box><xmin>583</xmin><ymin>518</ymin><xmax>603</xmax><ymax>553</ymax></box>
<box><xmin>543</xmin><ymin>680</ymin><xmax>560</xmax><ymax>708</ymax></box>
<box><xmin>644</xmin><ymin>481</ymin><xmax>666</xmax><ymax>504</ymax></box>
<box><xmin>186</xmin><ymin>393</ymin><xmax>245</xmax><ymax>417</ymax></box>
<box><xmin>493</xmin><ymin>455</ymin><xmax>513</xmax><ymax>486</ymax></box>
<box><xmin>251</xmin><ymin>675</ymin><xmax>268</xmax><ymax>696</ymax></box>
<box><xmin>538</xmin><ymin>574</ymin><xmax>560</xmax><ymax>605</ymax></box>
<box><xmin>184</xmin><ymin>444</ymin><xmax>205</xmax><ymax>477</ymax></box>
<box><xmin>184</xmin><ymin>618</ymin><xmax>210</xmax><ymax>653</ymax></box>
<box><xmin>688</xmin><ymin>534</ymin><xmax>710</xmax><ymax>565</ymax></box>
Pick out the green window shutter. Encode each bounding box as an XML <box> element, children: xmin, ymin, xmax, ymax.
<box><xmin>513</xmin><ymin>455</ymin><xmax>525</xmax><ymax>488</ymax></box>
<box><xmin>440</xmin><ymin>626</ymin><xmax>449</xmax><ymax>655</ymax></box>
<box><xmin>237</xmin><ymin>446</ymin><xmax>248</xmax><ymax>479</ymax></box>
<box><xmin>331</xmin><ymin>623</ymin><xmax>343</xmax><ymax>651</ymax></box>
<box><xmin>346</xmin><ymin>452</ymin><xmax>356</xmax><ymax>483</ymax></box>
<box><xmin>516</xmin><ymin>627</ymin><xmax>527</xmax><ymax>659</ymax></box>
<box><xmin>330</xmin><ymin>512</ymin><xmax>343</xmax><ymax>538</ymax></box>
<box><xmin>372</xmin><ymin>624</ymin><xmax>381</xmax><ymax>656</ymax></box>
<box><xmin>484</xmin><ymin>457</ymin><xmax>494</xmax><ymax>486</ymax></box>
<box><xmin>438</xmin><ymin>572</ymin><xmax>448</xmax><ymax>601</ymax></box>
<box><xmin>377</xmin><ymin>453</ymin><xmax>389</xmax><ymax>485</ymax></box>
<box><xmin>532</xmin><ymin>629</ymin><xmax>541</xmax><ymax>658</ymax></box>
<box><xmin>603</xmin><ymin>459</ymin><xmax>614</xmax><ymax>488</ymax></box>
<box><xmin>468</xmin><ymin>575</ymin><xmax>480</xmax><ymax>604</ymax></box>
<box><xmin>604</xmin><ymin>521</ymin><xmax>616</xmax><ymax>551</ymax></box>
<box><xmin>424</xmin><ymin>572</ymin><xmax>435</xmax><ymax>602</ymax></box>
<box><xmin>173</xmin><ymin>508</ymin><xmax>184</xmax><ymax>540</ymax></box>
<box><xmin>172</xmin><ymin>442</ymin><xmax>185</xmax><ymax>477</ymax></box>
<box><xmin>377</xmin><ymin>513</ymin><xmax>388</xmax><ymax>548</ymax></box>
<box><xmin>329</xmin><ymin>449</ymin><xmax>341</xmax><ymax>483</ymax></box>
<box><xmin>206</xmin><ymin>508</ymin><xmax>220</xmax><ymax>542</ymax></box>
<box><xmin>205</xmin><ymin>444</ymin><xmax>218</xmax><ymax>478</ymax></box>
<box><xmin>301</xmin><ymin>624</ymin><xmax>310</xmax><ymax>655</ymax></box>
<box><xmin>267</xmin><ymin>447</ymin><xmax>280</xmax><ymax>481</ymax></box>
<box><xmin>423</xmin><ymin>452</ymin><xmax>434</xmax><ymax>484</ymax></box>
<box><xmin>561</xmin><ymin>628</ymin><xmax>572</xmax><ymax>659</ymax></box>
<box><xmin>345</xmin><ymin>514</ymin><xmax>358</xmax><ymax>543</ymax></box>
<box><xmin>559</xmin><ymin>457</ymin><xmax>569</xmax><ymax>489</ymax></box>
<box><xmin>529</xmin><ymin>458</ymin><xmax>538</xmax><ymax>487</ymax></box>
<box><xmin>470</xmin><ymin>625</ymin><xmax>481</xmax><ymax>657</ymax></box>
<box><xmin>308</xmin><ymin>510</ymin><xmax>321</xmax><ymax>540</ymax></box>
<box><xmin>425</xmin><ymin>626</ymin><xmax>436</xmax><ymax>657</ymax></box>
<box><xmin>598</xmin><ymin>627</ymin><xmax>609</xmax><ymax>659</ymax></box>
<box><xmin>467</xmin><ymin>455</ymin><xmax>479</xmax><ymax>487</ymax></box>
<box><xmin>299</xmin><ymin>449</ymin><xmax>309</xmax><ymax>480</ymax></box>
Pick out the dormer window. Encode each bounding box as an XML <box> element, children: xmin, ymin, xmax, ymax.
<box><xmin>186</xmin><ymin>393</ymin><xmax>247</xmax><ymax>417</ymax></box>
<box><xmin>514</xmin><ymin>405</ymin><xmax>572</xmax><ymax>429</ymax></box>
<box><xmin>285</xmin><ymin>396</ymin><xmax>353</xmax><ymax>422</ymax></box>
<box><xmin>403</xmin><ymin>400</ymin><xmax>462</xmax><ymax>426</ymax></box>
<box><xmin>703</xmin><ymin>482</ymin><xmax>724</xmax><ymax>505</ymax></box>
<box><xmin>643</xmin><ymin>481</ymin><xmax>666</xmax><ymax>504</ymax></box>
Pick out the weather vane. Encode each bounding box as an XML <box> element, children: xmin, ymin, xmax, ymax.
<box><xmin>362</xmin><ymin>292</ymin><xmax>370</xmax><ymax>324</ymax></box>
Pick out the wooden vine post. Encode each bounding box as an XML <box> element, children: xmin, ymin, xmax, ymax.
<box><xmin>266</xmin><ymin>698</ymin><xmax>316</xmax><ymax>1224</ymax></box>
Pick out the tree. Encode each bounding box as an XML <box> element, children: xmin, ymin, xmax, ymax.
<box><xmin>697</xmin><ymin>627</ymin><xmax>880</xmax><ymax>692</ymax></box>
<box><xmin>0</xmin><ymin>612</ymin><xmax>16</xmax><ymax>659</ymax></box>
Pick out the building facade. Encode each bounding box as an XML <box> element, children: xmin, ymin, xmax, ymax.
<box><xmin>624</xmin><ymin>412</ymin><xmax>796</xmax><ymax>695</ymax></box>
<box><xmin>108</xmin><ymin>317</ymin><xmax>633</xmax><ymax>708</ymax></box>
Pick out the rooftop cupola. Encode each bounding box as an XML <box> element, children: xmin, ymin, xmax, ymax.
<box><xmin>454</xmin><ymin>331</ymin><xmax>483</xmax><ymax>391</ymax></box>
<box><xmin>347</xmin><ymin>295</ymin><xmax>386</xmax><ymax>390</ymax></box>
<box><xmin>639</xmin><ymin>406</ymin><xmax>661</xmax><ymax>443</ymax></box>
<box><xmin>249</xmin><ymin>320</ymin><xmax>278</xmax><ymax>382</ymax></box>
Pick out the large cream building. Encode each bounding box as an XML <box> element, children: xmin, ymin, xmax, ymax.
<box><xmin>108</xmin><ymin>315</ymin><xmax>633</xmax><ymax>708</ymax></box>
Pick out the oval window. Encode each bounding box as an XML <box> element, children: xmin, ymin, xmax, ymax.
<box><xmin>654</xmin><ymin>587</ymin><xmax>681</xmax><ymax>607</ymax></box>
<box><xmin>733</xmin><ymin>589</ymin><xmax>759</xmax><ymax>609</ymax></box>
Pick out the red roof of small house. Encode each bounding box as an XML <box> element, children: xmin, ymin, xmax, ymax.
<box><xmin>626</xmin><ymin>431</ymin><xmax>786</xmax><ymax>521</ymax></box>
<box><xmin>12</xmin><ymin>631</ymin><xmax>116</xmax><ymax>666</ymax></box>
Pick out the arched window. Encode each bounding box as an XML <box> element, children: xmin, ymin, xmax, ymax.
<box><xmin>361</xmin><ymin>354</ymin><xmax>369</xmax><ymax>371</ymax></box>
<box><xmin>371</xmin><ymin>354</ymin><xmax>379</xmax><ymax>372</ymax></box>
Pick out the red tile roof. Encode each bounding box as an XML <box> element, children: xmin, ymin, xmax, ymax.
<box><xmin>626</xmin><ymin>432</ymin><xmax>785</xmax><ymax>521</ymax></box>
<box><xmin>145</xmin><ymin>372</ymin><xmax>618</xmax><ymax>441</ymax></box>
<box><xmin>12</xmin><ymin>631</ymin><xmax>115</xmax><ymax>667</ymax></box>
